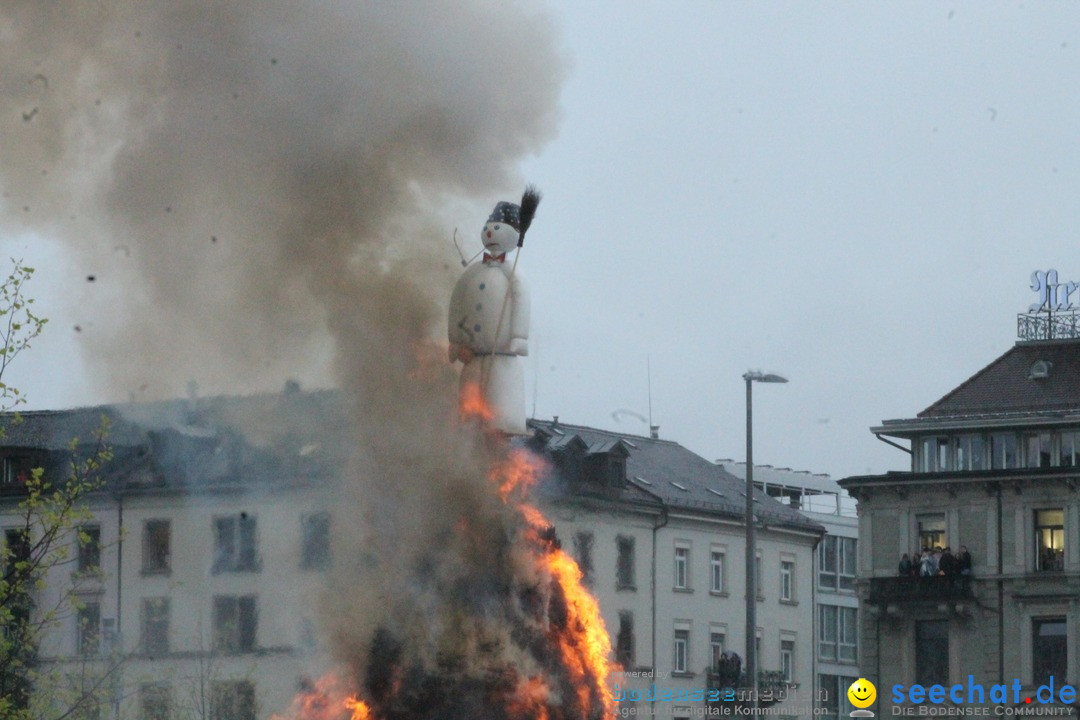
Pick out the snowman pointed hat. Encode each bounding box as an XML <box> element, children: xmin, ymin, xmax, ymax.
<box><xmin>487</xmin><ymin>185</ymin><xmax>542</xmax><ymax>247</ymax></box>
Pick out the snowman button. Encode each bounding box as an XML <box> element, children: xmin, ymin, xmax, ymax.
<box><xmin>479</xmin><ymin>283</ymin><xmax>486</xmax><ymax>290</ymax></box>
<box><xmin>474</xmin><ymin>324</ymin><xmax>482</xmax><ymax>333</ymax></box>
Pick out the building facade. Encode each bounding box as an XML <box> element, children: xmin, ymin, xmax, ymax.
<box><xmin>529</xmin><ymin>421</ymin><xmax>824</xmax><ymax>720</ymax></box>
<box><xmin>1</xmin><ymin>396</ymin><xmax>823</xmax><ymax>720</ymax></box>
<box><xmin>841</xmin><ymin>335</ymin><xmax>1080</xmax><ymax>714</ymax></box>
<box><xmin>721</xmin><ymin>461</ymin><xmax>860</xmax><ymax>719</ymax></box>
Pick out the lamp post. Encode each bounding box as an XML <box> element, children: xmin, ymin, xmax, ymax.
<box><xmin>743</xmin><ymin>371</ymin><xmax>787</xmax><ymax>707</ymax></box>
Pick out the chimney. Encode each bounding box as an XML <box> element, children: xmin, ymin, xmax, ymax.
<box><xmin>552</xmin><ymin>415</ymin><xmax>559</xmax><ymax>429</ymax></box>
<box><xmin>650</xmin><ymin>425</ymin><xmax>660</xmax><ymax>439</ymax></box>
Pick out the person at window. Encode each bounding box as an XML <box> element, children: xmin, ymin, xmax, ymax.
<box><xmin>729</xmin><ymin>652</ymin><xmax>741</xmax><ymax>685</ymax></box>
<box><xmin>919</xmin><ymin>549</ymin><xmax>935</xmax><ymax>577</ymax></box>
<box><xmin>898</xmin><ymin>553</ymin><xmax>912</xmax><ymax>576</ymax></box>
<box><xmin>939</xmin><ymin>547</ymin><xmax>956</xmax><ymax>576</ymax></box>
<box><xmin>957</xmin><ymin>546</ymin><xmax>972</xmax><ymax>575</ymax></box>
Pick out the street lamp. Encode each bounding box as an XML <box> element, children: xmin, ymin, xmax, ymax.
<box><xmin>743</xmin><ymin>371</ymin><xmax>787</xmax><ymax>706</ymax></box>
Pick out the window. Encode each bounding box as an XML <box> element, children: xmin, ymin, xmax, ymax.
<box><xmin>573</xmin><ymin>532</ymin><xmax>594</xmax><ymax>586</ymax></box>
<box><xmin>5</xmin><ymin>527</ymin><xmax>30</xmax><ymax>579</ymax></box>
<box><xmin>140</xmin><ymin>682</ymin><xmax>171</xmax><ymax>720</ymax></box>
<box><xmin>780</xmin><ymin>639</ymin><xmax>795</xmax><ymax>683</ymax></box>
<box><xmin>77</xmin><ymin>601</ymin><xmax>101</xmax><ymax>656</ymax></box>
<box><xmin>838</xmin><ymin>537</ymin><xmax>856</xmax><ymax>590</ymax></box>
<box><xmin>1032</xmin><ymin>617</ymin><xmax>1067</xmax><ymax>686</ymax></box>
<box><xmin>990</xmin><ymin>433</ymin><xmax>1019</xmax><ymax>469</ymax></box>
<box><xmin>710</xmin><ymin>549</ymin><xmax>725</xmax><ymax>593</ymax></box>
<box><xmin>780</xmin><ymin>560</ymin><xmax>795</xmax><ymax>601</ymax></box>
<box><xmin>956</xmin><ymin>434</ymin><xmax>986</xmax><ymax>471</ymax></box>
<box><xmin>211</xmin><ymin>680</ymin><xmax>256</xmax><ymax>720</ymax></box>
<box><xmin>0</xmin><ymin>456</ymin><xmax>32</xmax><ymax>486</ymax></box>
<box><xmin>1035</xmin><ymin>509</ymin><xmax>1065</xmax><ymax>571</ymax></box>
<box><xmin>616</xmin><ymin>611</ymin><xmax>634</xmax><ymax>668</ymax></box>
<box><xmin>820</xmin><ymin>535</ymin><xmax>858</xmax><ymax>592</ymax></box>
<box><xmin>1025</xmin><ymin>432</ymin><xmax>1053</xmax><ymax>468</ymax></box>
<box><xmin>213</xmin><ymin>595</ymin><xmax>257</xmax><ymax>653</ymax></box>
<box><xmin>818</xmin><ymin>535</ymin><xmax>837</xmax><ymax>589</ymax></box>
<box><xmin>673</xmin><ymin>628</ymin><xmax>689</xmax><ymax>673</ymax></box>
<box><xmin>213</xmin><ymin>514</ymin><xmax>258</xmax><ymax>573</ymax></box>
<box><xmin>301</xmin><ymin>512</ymin><xmax>331</xmax><ymax>570</ymax></box>
<box><xmin>674</xmin><ymin>546</ymin><xmax>689</xmax><ymax>589</ymax></box>
<box><xmin>917</xmin><ymin>514</ymin><xmax>946</xmax><ymax>551</ymax></box>
<box><xmin>915</xmin><ymin>620</ymin><xmax>949</xmax><ymax>686</ymax></box>
<box><xmin>1060</xmin><ymin>431</ymin><xmax>1080</xmax><ymax>467</ymax></box>
<box><xmin>616</xmin><ymin>536</ymin><xmax>635</xmax><ymax>589</ymax></box>
<box><xmin>710</xmin><ymin>631</ymin><xmax>726</xmax><ymax>672</ymax></box>
<box><xmin>819</xmin><ymin>674</ymin><xmax>859</xmax><ymax>720</ymax></box>
<box><xmin>142</xmin><ymin>597</ymin><xmax>170</xmax><ymax>656</ymax></box>
<box><xmin>920</xmin><ymin>436</ymin><xmax>950</xmax><ymax>472</ymax></box>
<box><xmin>819</xmin><ymin>605</ymin><xmax>837</xmax><ymax>660</ymax></box>
<box><xmin>76</xmin><ymin>524</ymin><xmax>101</xmax><ymax>574</ymax></box>
<box><xmin>818</xmin><ymin>605</ymin><xmax>857</xmax><ymax>662</ymax></box>
<box><xmin>142</xmin><ymin>519</ymin><xmax>170</xmax><ymax>574</ymax></box>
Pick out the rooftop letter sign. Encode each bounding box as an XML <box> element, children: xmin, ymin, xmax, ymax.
<box><xmin>1030</xmin><ymin>269</ymin><xmax>1080</xmax><ymax>312</ymax></box>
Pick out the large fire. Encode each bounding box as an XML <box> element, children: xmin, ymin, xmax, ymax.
<box><xmin>275</xmin><ymin>385</ymin><xmax>616</xmax><ymax>720</ymax></box>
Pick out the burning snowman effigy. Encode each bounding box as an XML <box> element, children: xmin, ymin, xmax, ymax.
<box><xmin>448</xmin><ymin>188</ymin><xmax>541</xmax><ymax>434</ymax></box>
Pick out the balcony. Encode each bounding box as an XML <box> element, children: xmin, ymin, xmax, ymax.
<box><xmin>868</xmin><ymin>575</ymin><xmax>973</xmax><ymax>604</ymax></box>
<box><xmin>706</xmin><ymin>669</ymin><xmax>791</xmax><ymax>709</ymax></box>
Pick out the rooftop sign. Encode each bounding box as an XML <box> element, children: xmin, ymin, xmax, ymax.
<box><xmin>1020</xmin><ymin>270</ymin><xmax>1080</xmax><ymax>340</ymax></box>
<box><xmin>1030</xmin><ymin>269</ymin><xmax>1080</xmax><ymax>312</ymax></box>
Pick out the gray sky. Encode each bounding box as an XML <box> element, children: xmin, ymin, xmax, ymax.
<box><xmin>6</xmin><ymin>2</ymin><xmax>1080</xmax><ymax>480</ymax></box>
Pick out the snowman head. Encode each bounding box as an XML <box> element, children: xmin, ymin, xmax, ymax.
<box><xmin>482</xmin><ymin>201</ymin><xmax>521</xmax><ymax>256</ymax></box>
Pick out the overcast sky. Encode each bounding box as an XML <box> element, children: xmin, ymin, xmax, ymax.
<box><xmin>5</xmin><ymin>2</ymin><xmax>1080</xmax><ymax>480</ymax></box>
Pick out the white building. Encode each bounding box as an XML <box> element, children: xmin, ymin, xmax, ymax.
<box><xmin>529</xmin><ymin>420</ymin><xmax>824</xmax><ymax>720</ymax></box>
<box><xmin>1</xmin><ymin>395</ymin><xmax>823</xmax><ymax>720</ymax></box>
<box><xmin>719</xmin><ymin>461</ymin><xmax>860</xmax><ymax>719</ymax></box>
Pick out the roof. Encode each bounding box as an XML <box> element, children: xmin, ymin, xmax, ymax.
<box><xmin>0</xmin><ymin>389</ymin><xmax>350</xmax><ymax>491</ymax></box>
<box><xmin>527</xmin><ymin>420</ymin><xmax>823</xmax><ymax>534</ymax></box>
<box><xmin>917</xmin><ymin>339</ymin><xmax>1080</xmax><ymax>420</ymax></box>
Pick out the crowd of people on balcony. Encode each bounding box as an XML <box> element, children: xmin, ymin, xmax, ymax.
<box><xmin>898</xmin><ymin>545</ymin><xmax>972</xmax><ymax>579</ymax></box>
<box><xmin>713</xmin><ymin>651</ymin><xmax>742</xmax><ymax>687</ymax></box>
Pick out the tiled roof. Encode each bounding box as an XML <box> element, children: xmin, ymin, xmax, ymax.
<box><xmin>918</xmin><ymin>339</ymin><xmax>1080</xmax><ymax>419</ymax></box>
<box><xmin>0</xmin><ymin>390</ymin><xmax>349</xmax><ymax>490</ymax></box>
<box><xmin>527</xmin><ymin>420</ymin><xmax>823</xmax><ymax>533</ymax></box>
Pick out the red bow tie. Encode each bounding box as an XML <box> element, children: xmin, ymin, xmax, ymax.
<box><xmin>483</xmin><ymin>252</ymin><xmax>506</xmax><ymax>263</ymax></box>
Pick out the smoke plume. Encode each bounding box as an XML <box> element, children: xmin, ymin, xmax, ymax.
<box><xmin>0</xmin><ymin>1</ymin><xmax>563</xmax><ymax>399</ymax></box>
<box><xmin>1</xmin><ymin>2</ymin><xmax>590</xmax><ymax>718</ymax></box>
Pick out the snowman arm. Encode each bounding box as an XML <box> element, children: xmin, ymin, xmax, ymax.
<box><xmin>448</xmin><ymin>275</ymin><xmax>468</xmax><ymax>347</ymax></box>
<box><xmin>509</xmin><ymin>273</ymin><xmax>529</xmax><ymax>355</ymax></box>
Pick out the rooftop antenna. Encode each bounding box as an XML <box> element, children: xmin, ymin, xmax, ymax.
<box><xmin>647</xmin><ymin>355</ymin><xmax>653</xmax><ymax>428</ymax></box>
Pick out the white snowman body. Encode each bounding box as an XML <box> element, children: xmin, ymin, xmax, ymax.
<box><xmin>448</xmin><ymin>219</ymin><xmax>530</xmax><ymax>434</ymax></box>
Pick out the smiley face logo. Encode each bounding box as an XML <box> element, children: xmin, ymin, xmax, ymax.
<box><xmin>847</xmin><ymin>678</ymin><xmax>877</xmax><ymax>709</ymax></box>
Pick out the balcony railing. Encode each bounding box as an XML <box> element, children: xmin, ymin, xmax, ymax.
<box><xmin>868</xmin><ymin>575</ymin><xmax>973</xmax><ymax>604</ymax></box>
<box><xmin>705</xmin><ymin>669</ymin><xmax>791</xmax><ymax>708</ymax></box>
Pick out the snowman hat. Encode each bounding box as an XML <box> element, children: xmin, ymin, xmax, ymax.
<box><xmin>487</xmin><ymin>186</ymin><xmax>542</xmax><ymax>247</ymax></box>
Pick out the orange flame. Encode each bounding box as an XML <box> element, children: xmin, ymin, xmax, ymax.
<box><xmin>269</xmin><ymin>673</ymin><xmax>376</xmax><ymax>720</ymax></box>
<box><xmin>490</xmin><ymin>447</ymin><xmax>544</xmax><ymax>502</ymax></box>
<box><xmin>459</xmin><ymin>380</ymin><xmax>494</xmax><ymax>423</ymax></box>
<box><xmin>506</xmin><ymin>675</ymin><xmax>552</xmax><ymax>720</ymax></box>
<box><xmin>489</xmin><ymin>448</ymin><xmax>618</xmax><ymax>717</ymax></box>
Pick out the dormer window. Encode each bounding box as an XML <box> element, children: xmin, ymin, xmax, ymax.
<box><xmin>1029</xmin><ymin>360</ymin><xmax>1053</xmax><ymax>380</ymax></box>
<box><xmin>607</xmin><ymin>456</ymin><xmax>626</xmax><ymax>488</ymax></box>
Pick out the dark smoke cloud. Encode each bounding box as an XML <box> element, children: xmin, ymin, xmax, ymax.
<box><xmin>1</xmin><ymin>0</ymin><xmax>570</xmax><ymax>710</ymax></box>
<box><xmin>0</xmin><ymin>1</ymin><xmax>563</xmax><ymax>400</ymax></box>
